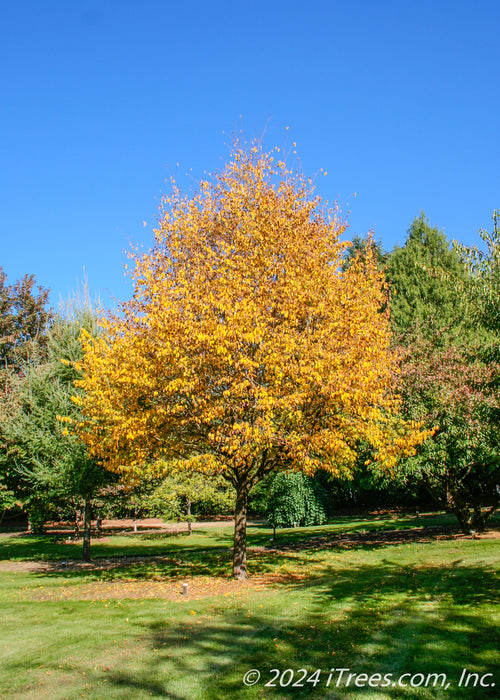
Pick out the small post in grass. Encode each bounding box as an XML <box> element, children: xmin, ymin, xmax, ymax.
<box><xmin>182</xmin><ymin>582</ymin><xmax>189</xmax><ymax>596</ymax></box>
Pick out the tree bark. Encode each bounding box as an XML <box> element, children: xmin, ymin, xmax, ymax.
<box><xmin>133</xmin><ymin>503</ymin><xmax>138</xmax><ymax>533</ymax></box>
<box><xmin>472</xmin><ymin>500</ymin><xmax>499</xmax><ymax>532</ymax></box>
<box><xmin>453</xmin><ymin>504</ymin><xmax>472</xmax><ymax>535</ymax></box>
<box><xmin>82</xmin><ymin>499</ymin><xmax>92</xmax><ymax>562</ymax></box>
<box><xmin>471</xmin><ymin>505</ymin><xmax>486</xmax><ymax>532</ymax></box>
<box><xmin>233</xmin><ymin>484</ymin><xmax>249</xmax><ymax>579</ymax></box>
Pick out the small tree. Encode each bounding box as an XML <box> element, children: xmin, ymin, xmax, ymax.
<box><xmin>267</xmin><ymin>471</ymin><xmax>327</xmax><ymax>531</ymax></box>
<box><xmin>143</xmin><ymin>468</ymin><xmax>234</xmax><ymax>534</ymax></box>
<box><xmin>79</xmin><ymin>143</ymin><xmax>426</xmax><ymax>578</ymax></box>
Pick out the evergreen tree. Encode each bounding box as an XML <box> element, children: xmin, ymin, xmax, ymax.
<box><xmin>0</xmin><ymin>302</ymin><xmax>113</xmax><ymax>558</ymax></box>
<box><xmin>386</xmin><ymin>213</ymin><xmax>467</xmax><ymax>340</ymax></box>
<box><xmin>342</xmin><ymin>235</ymin><xmax>387</xmax><ymax>272</ymax></box>
<box><xmin>388</xmin><ymin>213</ymin><xmax>500</xmax><ymax>533</ymax></box>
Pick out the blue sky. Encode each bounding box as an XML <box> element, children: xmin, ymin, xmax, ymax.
<box><xmin>1</xmin><ymin>0</ymin><xmax>499</xmax><ymax>309</ymax></box>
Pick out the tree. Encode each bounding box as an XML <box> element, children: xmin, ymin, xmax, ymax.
<box><xmin>78</xmin><ymin>143</ymin><xmax>425</xmax><ymax>578</ymax></box>
<box><xmin>0</xmin><ymin>269</ymin><xmax>52</xmax><ymax>525</ymax></box>
<box><xmin>384</xmin><ymin>212</ymin><xmax>500</xmax><ymax>533</ymax></box>
<box><xmin>0</xmin><ymin>477</ymin><xmax>18</xmax><ymax>525</ymax></box>
<box><xmin>397</xmin><ymin>332</ymin><xmax>499</xmax><ymax>532</ymax></box>
<box><xmin>143</xmin><ymin>467</ymin><xmax>234</xmax><ymax>534</ymax></box>
<box><xmin>386</xmin><ymin>213</ymin><xmax>467</xmax><ymax>340</ymax></box>
<box><xmin>455</xmin><ymin>210</ymin><xmax>500</xmax><ymax>345</ymax></box>
<box><xmin>0</xmin><ymin>268</ymin><xmax>52</xmax><ymax>371</ymax></box>
<box><xmin>267</xmin><ymin>471</ymin><xmax>327</xmax><ymax>532</ymax></box>
<box><xmin>342</xmin><ymin>234</ymin><xmax>387</xmax><ymax>272</ymax></box>
<box><xmin>0</xmin><ymin>304</ymin><xmax>112</xmax><ymax>558</ymax></box>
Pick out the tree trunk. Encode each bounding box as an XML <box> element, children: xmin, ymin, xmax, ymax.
<box><xmin>426</xmin><ymin>477</ymin><xmax>473</xmax><ymax>535</ymax></box>
<box><xmin>133</xmin><ymin>503</ymin><xmax>138</xmax><ymax>533</ymax></box>
<box><xmin>471</xmin><ymin>505</ymin><xmax>486</xmax><ymax>533</ymax></box>
<box><xmin>233</xmin><ymin>484</ymin><xmax>249</xmax><ymax>579</ymax></box>
<box><xmin>453</xmin><ymin>505</ymin><xmax>472</xmax><ymax>535</ymax></box>
<box><xmin>82</xmin><ymin>499</ymin><xmax>91</xmax><ymax>562</ymax></box>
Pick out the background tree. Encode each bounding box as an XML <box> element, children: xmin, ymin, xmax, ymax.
<box><xmin>397</xmin><ymin>333</ymin><xmax>499</xmax><ymax>532</ymax></box>
<box><xmin>455</xmin><ymin>210</ymin><xmax>500</xmax><ymax>351</ymax></box>
<box><xmin>0</xmin><ymin>302</ymin><xmax>112</xmax><ymax>558</ymax></box>
<box><xmin>0</xmin><ymin>268</ymin><xmax>53</xmax><ymax>515</ymax></box>
<box><xmin>267</xmin><ymin>471</ymin><xmax>327</xmax><ymax>533</ymax></box>
<box><xmin>0</xmin><ymin>267</ymin><xmax>52</xmax><ymax>371</ymax></box>
<box><xmin>143</xmin><ymin>467</ymin><xmax>234</xmax><ymax>534</ymax></box>
<box><xmin>342</xmin><ymin>234</ymin><xmax>387</xmax><ymax>272</ymax></box>
<box><xmin>0</xmin><ymin>477</ymin><xmax>19</xmax><ymax>525</ymax></box>
<box><xmin>380</xmin><ymin>213</ymin><xmax>499</xmax><ymax>532</ymax></box>
<box><xmin>385</xmin><ymin>213</ymin><xmax>467</xmax><ymax>340</ymax></box>
<box><xmin>79</xmin><ymin>144</ymin><xmax>426</xmax><ymax>578</ymax></box>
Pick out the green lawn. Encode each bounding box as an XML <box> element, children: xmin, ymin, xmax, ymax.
<box><xmin>0</xmin><ymin>513</ymin><xmax>498</xmax><ymax>699</ymax></box>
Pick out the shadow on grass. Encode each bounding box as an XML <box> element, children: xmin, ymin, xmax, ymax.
<box><xmin>102</xmin><ymin>560</ymin><xmax>499</xmax><ymax>699</ymax></box>
<box><xmin>29</xmin><ymin>548</ymin><xmax>234</xmax><ymax>582</ymax></box>
<box><xmin>3</xmin><ymin>511</ymin><xmax>497</xmax><ymax>565</ymax></box>
<box><xmin>0</xmin><ymin>528</ymin><xmax>231</xmax><ymax>563</ymax></box>
<box><xmin>198</xmin><ymin>512</ymin><xmax>486</xmax><ymax>551</ymax></box>
<box><xmin>1</xmin><ymin>532</ymin><xmax>498</xmax><ymax>699</ymax></box>
<box><xmin>10</xmin><ymin>523</ymin><xmax>496</xmax><ymax>587</ymax></box>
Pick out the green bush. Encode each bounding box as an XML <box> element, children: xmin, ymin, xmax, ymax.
<box><xmin>267</xmin><ymin>471</ymin><xmax>327</xmax><ymax>528</ymax></box>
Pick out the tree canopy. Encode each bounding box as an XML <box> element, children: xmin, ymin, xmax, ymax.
<box><xmin>0</xmin><ymin>267</ymin><xmax>52</xmax><ymax>371</ymax></box>
<box><xmin>386</xmin><ymin>213</ymin><xmax>467</xmax><ymax>340</ymax></box>
<box><xmin>78</xmin><ymin>144</ymin><xmax>425</xmax><ymax>577</ymax></box>
<box><xmin>455</xmin><ymin>210</ymin><xmax>500</xmax><ymax>347</ymax></box>
<box><xmin>398</xmin><ymin>331</ymin><xmax>499</xmax><ymax>532</ymax></box>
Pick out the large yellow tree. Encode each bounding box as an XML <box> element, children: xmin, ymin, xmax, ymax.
<box><xmin>79</xmin><ymin>144</ymin><xmax>423</xmax><ymax>578</ymax></box>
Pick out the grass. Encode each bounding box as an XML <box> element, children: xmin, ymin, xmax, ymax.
<box><xmin>0</xmin><ymin>512</ymin><xmax>499</xmax><ymax>699</ymax></box>
<box><xmin>0</xmin><ymin>511</ymin><xmax>465</xmax><ymax>562</ymax></box>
